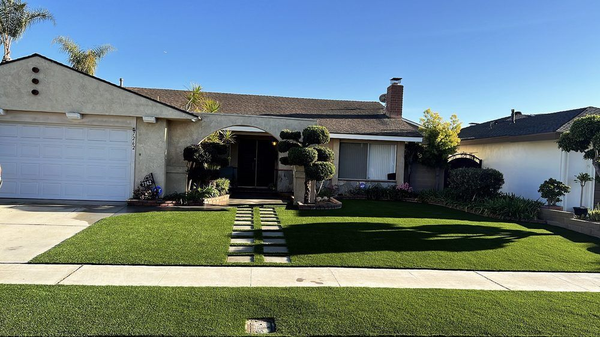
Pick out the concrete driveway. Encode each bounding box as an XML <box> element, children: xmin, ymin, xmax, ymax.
<box><xmin>0</xmin><ymin>201</ymin><xmax>126</xmax><ymax>263</ymax></box>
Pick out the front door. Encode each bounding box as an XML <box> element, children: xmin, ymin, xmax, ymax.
<box><xmin>237</xmin><ymin>138</ymin><xmax>277</xmax><ymax>188</ymax></box>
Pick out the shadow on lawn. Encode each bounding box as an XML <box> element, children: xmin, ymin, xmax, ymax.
<box><xmin>283</xmin><ymin>222</ymin><xmax>578</xmax><ymax>255</ymax></box>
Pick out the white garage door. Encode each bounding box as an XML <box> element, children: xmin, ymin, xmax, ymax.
<box><xmin>0</xmin><ymin>123</ymin><xmax>134</xmax><ymax>201</ymax></box>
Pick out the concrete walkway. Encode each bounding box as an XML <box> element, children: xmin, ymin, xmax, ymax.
<box><xmin>1</xmin><ymin>264</ymin><xmax>599</xmax><ymax>292</ymax></box>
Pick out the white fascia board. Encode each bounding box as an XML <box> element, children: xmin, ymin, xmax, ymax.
<box><xmin>330</xmin><ymin>133</ymin><xmax>422</xmax><ymax>142</ymax></box>
<box><xmin>225</xmin><ymin>126</ymin><xmax>266</xmax><ymax>133</ymax></box>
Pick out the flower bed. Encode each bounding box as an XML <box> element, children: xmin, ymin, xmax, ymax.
<box><xmin>297</xmin><ymin>197</ymin><xmax>342</xmax><ymax>210</ymax></box>
<box><xmin>127</xmin><ymin>194</ymin><xmax>229</xmax><ymax>207</ymax></box>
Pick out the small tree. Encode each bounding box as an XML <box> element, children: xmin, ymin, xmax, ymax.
<box><xmin>419</xmin><ymin>109</ymin><xmax>462</xmax><ymax>190</ymax></box>
<box><xmin>277</xmin><ymin>126</ymin><xmax>335</xmax><ymax>203</ymax></box>
<box><xmin>183</xmin><ymin>137</ymin><xmax>230</xmax><ymax>191</ymax></box>
<box><xmin>558</xmin><ymin>115</ymin><xmax>600</xmax><ymax>179</ymax></box>
<box><xmin>574</xmin><ymin>172</ymin><xmax>594</xmax><ymax>208</ymax></box>
<box><xmin>53</xmin><ymin>36</ymin><xmax>115</xmax><ymax>75</ymax></box>
<box><xmin>538</xmin><ymin>178</ymin><xmax>571</xmax><ymax>206</ymax></box>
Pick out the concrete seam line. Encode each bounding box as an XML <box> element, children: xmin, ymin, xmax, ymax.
<box><xmin>56</xmin><ymin>265</ymin><xmax>84</xmax><ymax>285</ymax></box>
<box><xmin>328</xmin><ymin>268</ymin><xmax>342</xmax><ymax>287</ymax></box>
<box><xmin>474</xmin><ymin>271</ymin><xmax>511</xmax><ymax>291</ymax></box>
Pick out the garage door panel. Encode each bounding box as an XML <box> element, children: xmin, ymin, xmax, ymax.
<box><xmin>20</xmin><ymin>125</ymin><xmax>41</xmax><ymax>138</ymax></box>
<box><xmin>20</xmin><ymin>144</ymin><xmax>40</xmax><ymax>158</ymax></box>
<box><xmin>0</xmin><ymin>143</ymin><xmax>17</xmax><ymax>157</ymax></box>
<box><xmin>0</xmin><ymin>123</ymin><xmax>133</xmax><ymax>201</ymax></box>
<box><xmin>0</xmin><ymin>124</ymin><xmax>17</xmax><ymax>137</ymax></box>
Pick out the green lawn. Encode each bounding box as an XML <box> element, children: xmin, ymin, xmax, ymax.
<box><xmin>279</xmin><ymin>200</ymin><xmax>600</xmax><ymax>271</ymax></box>
<box><xmin>0</xmin><ymin>285</ymin><xmax>598</xmax><ymax>336</ymax></box>
<box><xmin>33</xmin><ymin>200</ymin><xmax>600</xmax><ymax>271</ymax></box>
<box><xmin>32</xmin><ymin>209</ymin><xmax>235</xmax><ymax>265</ymax></box>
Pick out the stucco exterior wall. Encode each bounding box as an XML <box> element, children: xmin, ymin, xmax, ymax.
<box><xmin>134</xmin><ymin>118</ymin><xmax>168</xmax><ymax>193</ymax></box>
<box><xmin>459</xmin><ymin>139</ymin><xmax>596</xmax><ymax>210</ymax></box>
<box><xmin>0</xmin><ymin>55</ymin><xmax>191</xmax><ymax>120</ymax></box>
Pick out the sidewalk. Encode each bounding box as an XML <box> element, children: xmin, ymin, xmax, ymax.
<box><xmin>1</xmin><ymin>264</ymin><xmax>599</xmax><ymax>291</ymax></box>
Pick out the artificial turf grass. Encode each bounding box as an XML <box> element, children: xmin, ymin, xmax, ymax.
<box><xmin>31</xmin><ymin>209</ymin><xmax>235</xmax><ymax>265</ymax></box>
<box><xmin>0</xmin><ymin>285</ymin><xmax>599</xmax><ymax>337</ymax></box>
<box><xmin>278</xmin><ymin>200</ymin><xmax>600</xmax><ymax>271</ymax></box>
<box><xmin>31</xmin><ymin>200</ymin><xmax>600</xmax><ymax>271</ymax></box>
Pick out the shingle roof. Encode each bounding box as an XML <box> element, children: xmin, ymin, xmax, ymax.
<box><xmin>128</xmin><ymin>87</ymin><xmax>422</xmax><ymax>137</ymax></box>
<box><xmin>459</xmin><ymin>107</ymin><xmax>600</xmax><ymax>141</ymax></box>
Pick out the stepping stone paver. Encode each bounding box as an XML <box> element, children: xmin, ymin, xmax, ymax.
<box><xmin>262</xmin><ymin>231</ymin><xmax>284</xmax><ymax>237</ymax></box>
<box><xmin>227</xmin><ymin>255</ymin><xmax>254</xmax><ymax>263</ymax></box>
<box><xmin>263</xmin><ymin>246</ymin><xmax>289</xmax><ymax>254</ymax></box>
<box><xmin>262</xmin><ymin>225</ymin><xmax>282</xmax><ymax>230</ymax></box>
<box><xmin>230</xmin><ymin>238</ymin><xmax>255</xmax><ymax>244</ymax></box>
<box><xmin>263</xmin><ymin>238</ymin><xmax>287</xmax><ymax>245</ymax></box>
<box><xmin>264</xmin><ymin>256</ymin><xmax>291</xmax><ymax>263</ymax></box>
<box><xmin>233</xmin><ymin>225</ymin><xmax>253</xmax><ymax>231</ymax></box>
<box><xmin>232</xmin><ymin>231</ymin><xmax>254</xmax><ymax>238</ymax></box>
<box><xmin>234</xmin><ymin>221</ymin><xmax>253</xmax><ymax>225</ymax></box>
<box><xmin>228</xmin><ymin>246</ymin><xmax>254</xmax><ymax>253</ymax></box>
<box><xmin>261</xmin><ymin>221</ymin><xmax>279</xmax><ymax>225</ymax></box>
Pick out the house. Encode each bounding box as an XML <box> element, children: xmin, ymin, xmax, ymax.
<box><xmin>0</xmin><ymin>54</ymin><xmax>422</xmax><ymax>202</ymax></box>
<box><xmin>458</xmin><ymin>107</ymin><xmax>600</xmax><ymax>210</ymax></box>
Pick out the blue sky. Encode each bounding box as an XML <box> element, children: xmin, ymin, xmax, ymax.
<box><xmin>12</xmin><ymin>0</ymin><xmax>600</xmax><ymax>124</ymax></box>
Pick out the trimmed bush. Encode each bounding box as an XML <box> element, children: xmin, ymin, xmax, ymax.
<box><xmin>306</xmin><ymin>162</ymin><xmax>335</xmax><ymax>181</ymax></box>
<box><xmin>314</xmin><ymin>146</ymin><xmax>334</xmax><ymax>162</ymax></box>
<box><xmin>280</xmin><ymin>129</ymin><xmax>302</xmax><ymax>141</ymax></box>
<box><xmin>279</xmin><ymin>156</ymin><xmax>290</xmax><ymax>166</ymax></box>
<box><xmin>448</xmin><ymin>168</ymin><xmax>504</xmax><ymax>201</ymax></box>
<box><xmin>288</xmin><ymin>147</ymin><xmax>318</xmax><ymax>166</ymax></box>
<box><xmin>538</xmin><ymin>178</ymin><xmax>571</xmax><ymax>206</ymax></box>
<box><xmin>277</xmin><ymin>139</ymin><xmax>301</xmax><ymax>153</ymax></box>
<box><xmin>302</xmin><ymin>125</ymin><xmax>330</xmax><ymax>145</ymax></box>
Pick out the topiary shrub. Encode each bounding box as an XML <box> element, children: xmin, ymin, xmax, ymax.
<box><xmin>184</xmin><ymin>138</ymin><xmax>231</xmax><ymax>190</ymax></box>
<box><xmin>277</xmin><ymin>125</ymin><xmax>335</xmax><ymax>203</ymax></box>
<box><xmin>448</xmin><ymin>168</ymin><xmax>504</xmax><ymax>201</ymax></box>
<box><xmin>314</xmin><ymin>146</ymin><xmax>334</xmax><ymax>162</ymax></box>
<box><xmin>277</xmin><ymin>139</ymin><xmax>301</xmax><ymax>153</ymax></box>
<box><xmin>538</xmin><ymin>178</ymin><xmax>571</xmax><ymax>206</ymax></box>
<box><xmin>280</xmin><ymin>129</ymin><xmax>302</xmax><ymax>141</ymax></box>
<box><xmin>288</xmin><ymin>147</ymin><xmax>318</xmax><ymax>166</ymax></box>
<box><xmin>302</xmin><ymin>126</ymin><xmax>330</xmax><ymax>145</ymax></box>
<box><xmin>306</xmin><ymin>161</ymin><xmax>335</xmax><ymax>181</ymax></box>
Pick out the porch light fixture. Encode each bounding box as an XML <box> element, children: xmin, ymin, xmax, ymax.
<box><xmin>191</xmin><ymin>117</ymin><xmax>199</xmax><ymax>122</ymax></box>
<box><xmin>0</xmin><ymin>109</ymin><xmax>5</xmax><ymax>116</ymax></box>
<box><xmin>142</xmin><ymin>116</ymin><xmax>157</xmax><ymax>123</ymax></box>
<box><xmin>66</xmin><ymin>112</ymin><xmax>82</xmax><ymax>120</ymax></box>
<box><xmin>272</xmin><ymin>141</ymin><xmax>277</xmax><ymax>146</ymax></box>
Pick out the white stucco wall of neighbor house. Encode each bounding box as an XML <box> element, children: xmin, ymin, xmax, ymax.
<box><xmin>460</xmin><ymin>139</ymin><xmax>596</xmax><ymax>210</ymax></box>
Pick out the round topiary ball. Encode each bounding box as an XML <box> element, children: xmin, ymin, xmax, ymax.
<box><xmin>280</xmin><ymin>129</ymin><xmax>302</xmax><ymax>141</ymax></box>
<box><xmin>302</xmin><ymin>125</ymin><xmax>330</xmax><ymax>145</ymax></box>
<box><xmin>276</xmin><ymin>139</ymin><xmax>301</xmax><ymax>153</ymax></box>
<box><xmin>305</xmin><ymin>161</ymin><xmax>336</xmax><ymax>181</ymax></box>
<box><xmin>279</xmin><ymin>156</ymin><xmax>290</xmax><ymax>166</ymax></box>
<box><xmin>288</xmin><ymin>147</ymin><xmax>318</xmax><ymax>166</ymax></box>
<box><xmin>314</xmin><ymin>146</ymin><xmax>334</xmax><ymax>162</ymax></box>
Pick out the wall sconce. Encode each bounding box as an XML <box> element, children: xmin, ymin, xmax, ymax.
<box><xmin>66</xmin><ymin>112</ymin><xmax>82</xmax><ymax>120</ymax></box>
<box><xmin>0</xmin><ymin>109</ymin><xmax>6</xmax><ymax>116</ymax></box>
<box><xmin>142</xmin><ymin>116</ymin><xmax>157</xmax><ymax>123</ymax></box>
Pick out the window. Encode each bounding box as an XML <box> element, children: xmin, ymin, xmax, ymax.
<box><xmin>338</xmin><ymin>142</ymin><xmax>397</xmax><ymax>180</ymax></box>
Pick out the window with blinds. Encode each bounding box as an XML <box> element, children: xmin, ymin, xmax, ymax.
<box><xmin>338</xmin><ymin>142</ymin><xmax>396</xmax><ymax>180</ymax></box>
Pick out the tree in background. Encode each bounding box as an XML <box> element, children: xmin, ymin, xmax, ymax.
<box><xmin>277</xmin><ymin>126</ymin><xmax>335</xmax><ymax>203</ymax></box>
<box><xmin>0</xmin><ymin>0</ymin><xmax>54</xmax><ymax>62</ymax></box>
<box><xmin>185</xmin><ymin>83</ymin><xmax>221</xmax><ymax>113</ymax></box>
<box><xmin>53</xmin><ymin>36</ymin><xmax>114</xmax><ymax>75</ymax></box>
<box><xmin>418</xmin><ymin>109</ymin><xmax>462</xmax><ymax>190</ymax></box>
<box><xmin>558</xmin><ymin>115</ymin><xmax>600</xmax><ymax>179</ymax></box>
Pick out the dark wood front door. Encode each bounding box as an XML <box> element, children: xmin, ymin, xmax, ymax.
<box><xmin>237</xmin><ymin>138</ymin><xmax>277</xmax><ymax>188</ymax></box>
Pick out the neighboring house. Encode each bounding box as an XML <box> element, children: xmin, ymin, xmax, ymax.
<box><xmin>458</xmin><ymin>107</ymin><xmax>600</xmax><ymax>210</ymax></box>
<box><xmin>0</xmin><ymin>54</ymin><xmax>422</xmax><ymax>202</ymax></box>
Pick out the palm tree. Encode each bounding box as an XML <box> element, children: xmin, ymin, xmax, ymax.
<box><xmin>184</xmin><ymin>83</ymin><xmax>221</xmax><ymax>113</ymax></box>
<box><xmin>53</xmin><ymin>36</ymin><xmax>115</xmax><ymax>75</ymax></box>
<box><xmin>0</xmin><ymin>0</ymin><xmax>54</xmax><ymax>62</ymax></box>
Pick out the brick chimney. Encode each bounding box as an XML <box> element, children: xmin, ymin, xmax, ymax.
<box><xmin>385</xmin><ymin>77</ymin><xmax>403</xmax><ymax>119</ymax></box>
